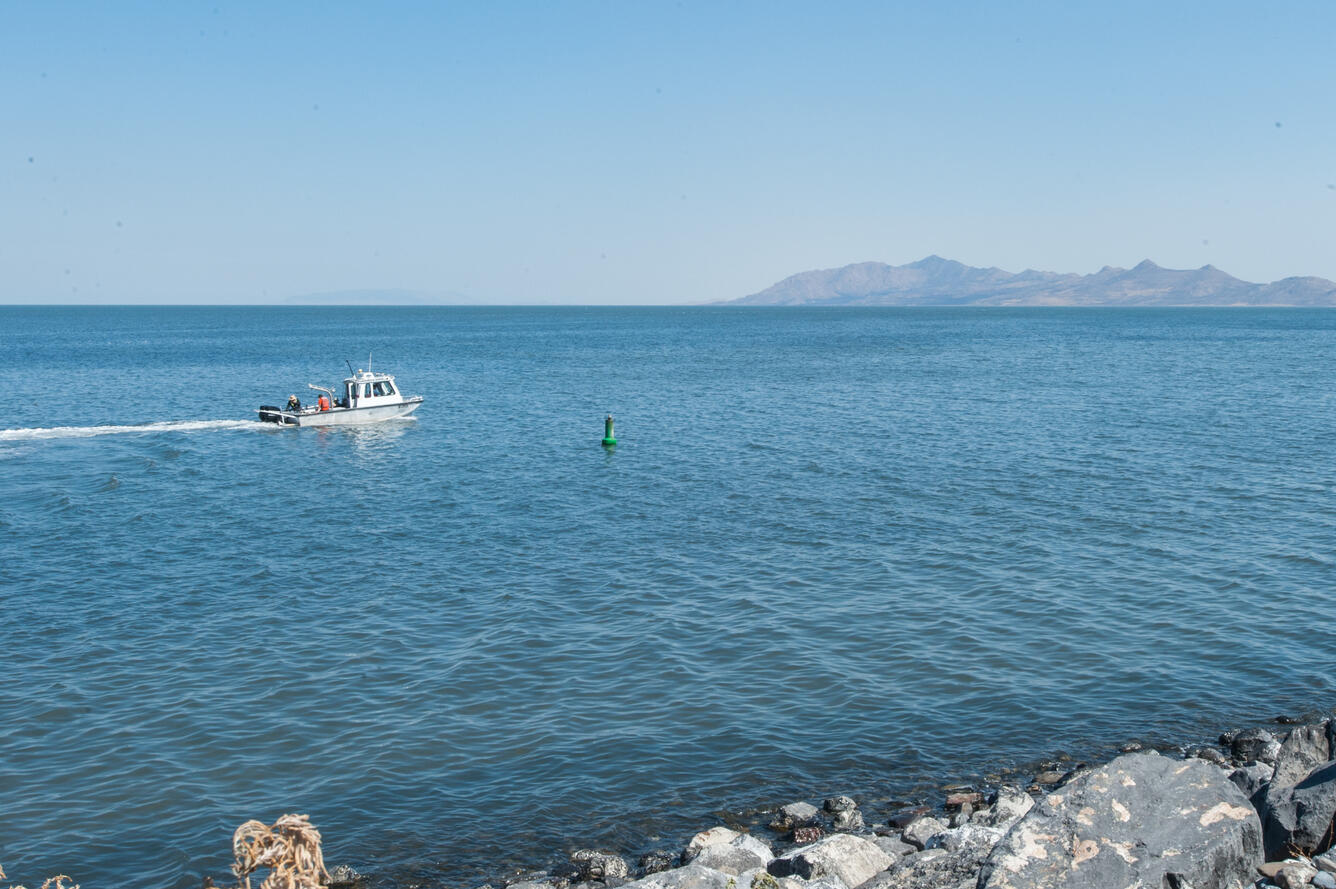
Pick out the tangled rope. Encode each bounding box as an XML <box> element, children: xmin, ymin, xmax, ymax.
<box><xmin>230</xmin><ymin>814</ymin><xmax>330</xmax><ymax>889</ymax></box>
<box><xmin>0</xmin><ymin>864</ymin><xmax>79</xmax><ymax>889</ymax></box>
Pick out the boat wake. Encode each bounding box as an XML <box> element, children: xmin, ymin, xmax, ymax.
<box><xmin>0</xmin><ymin>419</ymin><xmax>267</xmax><ymax>442</ymax></box>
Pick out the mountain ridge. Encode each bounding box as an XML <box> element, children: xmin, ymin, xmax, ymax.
<box><xmin>283</xmin><ymin>288</ymin><xmax>471</xmax><ymax>306</ymax></box>
<box><xmin>726</xmin><ymin>258</ymin><xmax>1336</xmax><ymax>307</ymax></box>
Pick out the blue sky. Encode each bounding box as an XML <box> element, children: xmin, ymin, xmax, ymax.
<box><xmin>2</xmin><ymin>1</ymin><xmax>1333</xmax><ymax>304</ymax></box>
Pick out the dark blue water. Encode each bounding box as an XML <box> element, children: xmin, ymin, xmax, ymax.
<box><xmin>3</xmin><ymin>307</ymin><xmax>1335</xmax><ymax>887</ymax></box>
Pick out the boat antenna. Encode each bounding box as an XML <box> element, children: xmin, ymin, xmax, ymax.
<box><xmin>368</xmin><ymin>351</ymin><xmax>372</xmax><ymax>372</ymax></box>
<box><xmin>346</xmin><ymin>359</ymin><xmax>355</xmax><ymax>377</ymax></box>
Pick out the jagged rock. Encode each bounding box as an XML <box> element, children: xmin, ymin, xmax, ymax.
<box><xmin>768</xmin><ymin>833</ymin><xmax>893</xmax><ymax>887</ymax></box>
<box><xmin>690</xmin><ymin>848</ymin><xmax>757</xmax><ymax>877</ymax></box>
<box><xmin>572</xmin><ymin>880</ymin><xmax>622</xmax><ymax>889</ymax></box>
<box><xmin>1262</xmin><ymin>759</ymin><xmax>1336</xmax><ymax>858</ymax></box>
<box><xmin>740</xmin><ymin>869</ymin><xmax>840</xmax><ymax>889</ymax></box>
<box><xmin>872</xmin><ymin>835</ymin><xmax>914</xmax><ymax>859</ymax></box>
<box><xmin>858</xmin><ymin>846</ymin><xmax>980</xmax><ymax>889</ymax></box>
<box><xmin>1255</xmin><ymin>860</ymin><xmax>1319</xmax><ymax>887</ymax></box>
<box><xmin>1032</xmin><ymin>770</ymin><xmax>1067</xmax><ymax>785</ymax></box>
<box><xmin>692</xmin><ymin>836</ymin><xmax>773</xmax><ymax>876</ymax></box>
<box><xmin>770</xmin><ymin>803</ymin><xmax>821</xmax><ymax>833</ymax></box>
<box><xmin>1315</xmin><ymin>871</ymin><xmax>1336</xmax><ymax>889</ymax></box>
<box><xmin>902</xmin><ymin>849</ymin><xmax>947</xmax><ymax>865</ymax></box>
<box><xmin>925</xmin><ymin>825</ymin><xmax>1004</xmax><ymax>857</ymax></box>
<box><xmin>549</xmin><ymin>861</ymin><xmax>583</xmax><ymax>883</ymax></box>
<box><xmin>738</xmin><ymin>869</ymin><xmax>800</xmax><ymax>889</ymax></box>
<box><xmin>683</xmin><ymin>828</ymin><xmax>741</xmax><ymax>864</ymax></box>
<box><xmin>1271</xmin><ymin>721</ymin><xmax>1333</xmax><ymax>790</ymax></box>
<box><xmin>1191</xmin><ymin>746</ymin><xmax>1230</xmax><ymax>767</ymax></box>
<box><xmin>618</xmin><ymin>864</ymin><xmax>734</xmax><ymax>889</ymax></box>
<box><xmin>1257</xmin><ymin>860</ymin><xmax>1290</xmax><ymax>878</ymax></box>
<box><xmin>1275</xmin><ymin>860</ymin><xmax>1319</xmax><ymax>889</ymax></box>
<box><xmin>947</xmin><ymin>807</ymin><xmax>972</xmax><ymax>829</ymax></box>
<box><xmin>1316</xmin><ymin>850</ymin><xmax>1336</xmax><ymax>873</ymax></box>
<box><xmin>945</xmin><ymin>792</ymin><xmax>984</xmax><ymax>811</ymax></box>
<box><xmin>973</xmin><ymin>787</ymin><xmax>1033</xmax><ymax>830</ymax></box>
<box><xmin>733</xmin><ymin>836</ymin><xmax>775</xmax><ymax>861</ymax></box>
<box><xmin>639</xmin><ymin>853</ymin><xmax>676</xmax><ymax>876</ymax></box>
<box><xmin>1263</xmin><ymin>739</ymin><xmax>1284</xmax><ymax>765</ymax></box>
<box><xmin>786</xmin><ymin>802</ymin><xmax>821</xmax><ymax>822</ymax></box>
<box><xmin>832</xmin><ymin>810</ymin><xmax>864</xmax><ymax>832</ymax></box>
<box><xmin>900</xmin><ymin>815</ymin><xmax>946</xmax><ymax>851</ymax></box>
<box><xmin>1227</xmin><ymin>761</ymin><xmax>1274</xmax><ymax>804</ymax></box>
<box><xmin>780</xmin><ymin>871</ymin><xmax>817</xmax><ymax>887</ymax></box>
<box><xmin>862</xmin><ymin>824</ymin><xmax>1003</xmax><ymax>889</ymax></box>
<box><xmin>791</xmin><ymin>827</ymin><xmax>825</xmax><ymax>844</ymax></box>
<box><xmin>886</xmin><ymin>807</ymin><xmax>931</xmax><ymax>829</ymax></box>
<box><xmin>977</xmin><ymin>752</ymin><xmax>1261</xmax><ymax>889</ymax></box>
<box><xmin>571</xmin><ymin>851</ymin><xmax>630</xmax><ymax>883</ymax></box>
<box><xmin>1232</xmin><ymin>728</ymin><xmax>1277</xmax><ymax>763</ymax></box>
<box><xmin>769</xmin><ymin>877</ymin><xmax>831</xmax><ymax>889</ymax></box>
<box><xmin>328</xmin><ymin>864</ymin><xmax>364</xmax><ymax>888</ymax></box>
<box><xmin>818</xmin><ymin>797</ymin><xmax>863</xmax><ymax>832</ymax></box>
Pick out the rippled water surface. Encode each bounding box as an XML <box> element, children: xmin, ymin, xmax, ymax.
<box><xmin>3</xmin><ymin>306</ymin><xmax>1335</xmax><ymax>887</ymax></box>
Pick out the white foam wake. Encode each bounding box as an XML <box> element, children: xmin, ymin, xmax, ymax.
<box><xmin>0</xmin><ymin>419</ymin><xmax>266</xmax><ymax>441</ymax></box>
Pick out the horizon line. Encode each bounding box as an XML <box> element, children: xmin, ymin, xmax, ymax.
<box><xmin>2</xmin><ymin>303</ymin><xmax>1332</xmax><ymax>310</ymax></box>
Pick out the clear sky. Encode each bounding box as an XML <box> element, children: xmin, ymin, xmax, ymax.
<box><xmin>2</xmin><ymin>1</ymin><xmax>1333</xmax><ymax>304</ymax></box>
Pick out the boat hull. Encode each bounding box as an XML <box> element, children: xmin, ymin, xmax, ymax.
<box><xmin>262</xmin><ymin>397</ymin><xmax>424</xmax><ymax>427</ymax></box>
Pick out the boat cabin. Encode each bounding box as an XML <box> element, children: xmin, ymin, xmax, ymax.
<box><xmin>342</xmin><ymin>369</ymin><xmax>403</xmax><ymax>408</ymax></box>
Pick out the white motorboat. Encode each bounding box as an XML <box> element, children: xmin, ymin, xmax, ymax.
<box><xmin>258</xmin><ymin>363</ymin><xmax>423</xmax><ymax>427</ymax></box>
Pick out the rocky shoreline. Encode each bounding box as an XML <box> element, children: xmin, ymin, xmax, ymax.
<box><xmin>360</xmin><ymin>711</ymin><xmax>1336</xmax><ymax>889</ymax></box>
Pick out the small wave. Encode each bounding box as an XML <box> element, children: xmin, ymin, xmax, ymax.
<box><xmin>0</xmin><ymin>419</ymin><xmax>265</xmax><ymax>442</ymax></box>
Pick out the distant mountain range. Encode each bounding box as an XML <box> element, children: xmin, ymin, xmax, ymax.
<box><xmin>726</xmin><ymin>257</ymin><xmax>1336</xmax><ymax>307</ymax></box>
<box><xmin>284</xmin><ymin>289</ymin><xmax>470</xmax><ymax>305</ymax></box>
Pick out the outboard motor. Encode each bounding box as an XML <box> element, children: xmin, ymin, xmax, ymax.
<box><xmin>258</xmin><ymin>405</ymin><xmax>283</xmax><ymax>423</ymax></box>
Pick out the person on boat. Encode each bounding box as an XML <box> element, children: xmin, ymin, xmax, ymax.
<box><xmin>286</xmin><ymin>394</ymin><xmax>300</xmax><ymax>411</ymax></box>
<box><xmin>317</xmin><ymin>395</ymin><xmax>330</xmax><ymax>411</ymax></box>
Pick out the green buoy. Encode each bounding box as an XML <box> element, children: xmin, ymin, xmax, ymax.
<box><xmin>601</xmin><ymin>413</ymin><xmax>618</xmax><ymax>447</ymax></box>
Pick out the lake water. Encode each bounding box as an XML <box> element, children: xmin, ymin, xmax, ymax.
<box><xmin>3</xmin><ymin>306</ymin><xmax>1334</xmax><ymax>887</ymax></box>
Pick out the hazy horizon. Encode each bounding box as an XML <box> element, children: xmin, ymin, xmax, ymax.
<box><xmin>4</xmin><ymin>1</ymin><xmax>1334</xmax><ymax>305</ymax></box>
<box><xmin>4</xmin><ymin>253</ymin><xmax>1336</xmax><ymax>306</ymax></box>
